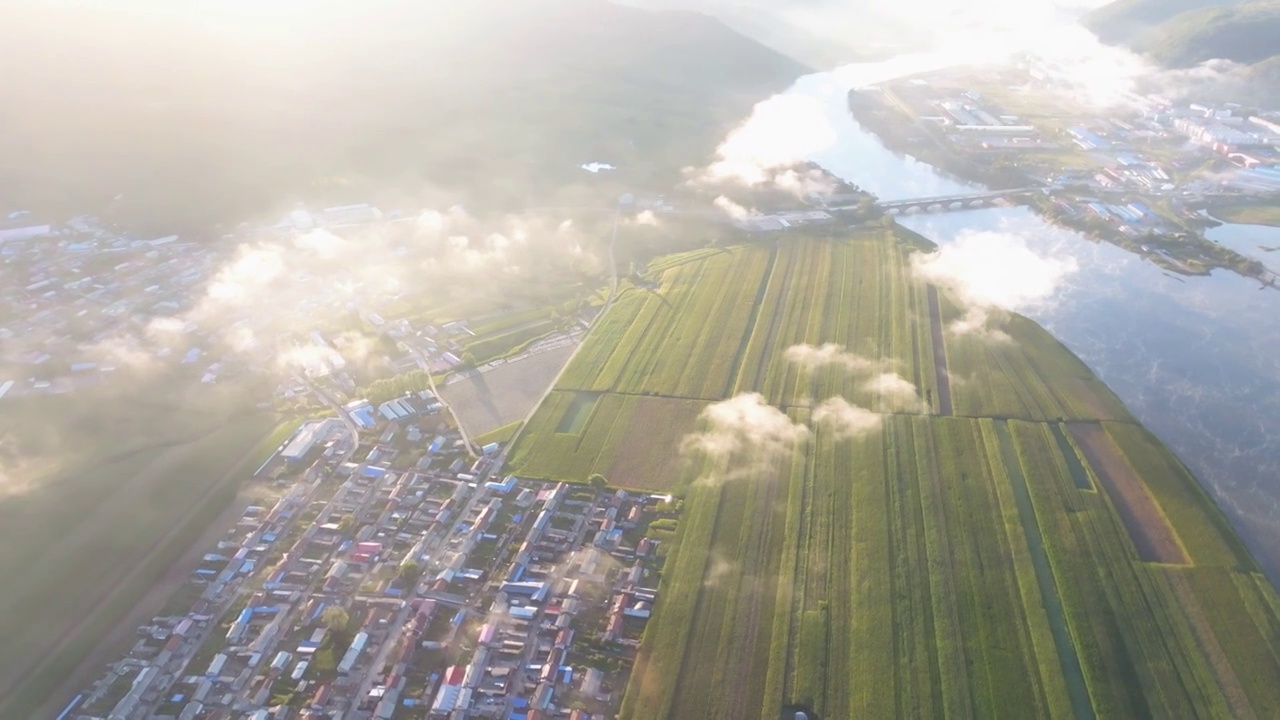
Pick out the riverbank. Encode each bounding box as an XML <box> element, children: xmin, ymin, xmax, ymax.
<box><xmin>847</xmin><ymin>83</ymin><xmax>1275</xmax><ymax>284</ymax></box>
<box><xmin>1209</xmin><ymin>203</ymin><xmax>1280</xmax><ymax>228</ymax></box>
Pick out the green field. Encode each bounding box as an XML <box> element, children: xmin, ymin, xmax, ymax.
<box><xmin>510</xmin><ymin>229</ymin><xmax>1280</xmax><ymax>719</ymax></box>
<box><xmin>0</xmin><ymin>385</ymin><xmax>277</xmax><ymax>717</ymax></box>
<box><xmin>1211</xmin><ymin>203</ymin><xmax>1280</xmax><ymax>228</ymax></box>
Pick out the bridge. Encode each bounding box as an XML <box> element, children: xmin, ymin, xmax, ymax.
<box><xmin>830</xmin><ymin>187</ymin><xmax>1045</xmax><ymax>215</ymax></box>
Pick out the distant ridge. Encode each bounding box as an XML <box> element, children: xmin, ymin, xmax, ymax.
<box><xmin>0</xmin><ymin>0</ymin><xmax>805</xmax><ymax>232</ymax></box>
<box><xmin>1085</xmin><ymin>0</ymin><xmax>1280</xmax><ymax>69</ymax></box>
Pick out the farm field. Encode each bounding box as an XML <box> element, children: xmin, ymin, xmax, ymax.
<box><xmin>506</xmin><ymin>391</ymin><xmax>705</xmax><ymax>491</ymax></box>
<box><xmin>438</xmin><ymin>342</ymin><xmax>577</xmax><ymax>437</ymax></box>
<box><xmin>0</xmin><ymin>387</ymin><xmax>277</xmax><ymax>718</ymax></box>
<box><xmin>510</xmin><ymin>228</ymin><xmax>1280</xmax><ymax>719</ymax></box>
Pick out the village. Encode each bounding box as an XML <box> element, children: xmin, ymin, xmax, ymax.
<box><xmin>60</xmin><ymin>370</ymin><xmax>672</xmax><ymax>720</ymax></box>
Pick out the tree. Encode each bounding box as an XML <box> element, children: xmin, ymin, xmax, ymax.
<box><xmin>337</xmin><ymin>513</ymin><xmax>357</xmax><ymax>534</ymax></box>
<box><xmin>399</xmin><ymin>559</ymin><xmax>422</xmax><ymax>584</ymax></box>
<box><xmin>321</xmin><ymin>605</ymin><xmax>349</xmax><ymax>634</ymax></box>
<box><xmin>588</xmin><ymin>473</ymin><xmax>608</xmax><ymax>489</ymax></box>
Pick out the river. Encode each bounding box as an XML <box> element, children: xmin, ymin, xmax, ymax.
<box><xmin>785</xmin><ymin>58</ymin><xmax>1280</xmax><ymax>580</ymax></box>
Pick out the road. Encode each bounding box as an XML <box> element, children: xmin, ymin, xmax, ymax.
<box><xmin>415</xmin><ymin>345</ymin><xmax>479</xmax><ymax>458</ymax></box>
<box><xmin>300</xmin><ymin>374</ymin><xmax>360</xmax><ymax>464</ymax></box>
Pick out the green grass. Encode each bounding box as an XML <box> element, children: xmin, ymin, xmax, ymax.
<box><xmin>500</xmin><ymin>230</ymin><xmax>1280</xmax><ymax>720</ymax></box>
<box><xmin>509</xmin><ymin>392</ymin><xmax>705</xmax><ymax>490</ymax></box>
<box><xmin>1211</xmin><ymin>203</ymin><xmax>1280</xmax><ymax>228</ymax></box>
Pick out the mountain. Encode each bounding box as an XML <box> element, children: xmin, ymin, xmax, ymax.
<box><xmin>1082</xmin><ymin>0</ymin><xmax>1244</xmax><ymax>45</ymax></box>
<box><xmin>1134</xmin><ymin>1</ymin><xmax>1280</xmax><ymax>67</ymax></box>
<box><xmin>615</xmin><ymin>0</ymin><xmax>910</xmax><ymax>67</ymax></box>
<box><xmin>0</xmin><ymin>0</ymin><xmax>806</xmax><ymax>233</ymax></box>
<box><xmin>1085</xmin><ymin>0</ymin><xmax>1280</xmax><ymax>68</ymax></box>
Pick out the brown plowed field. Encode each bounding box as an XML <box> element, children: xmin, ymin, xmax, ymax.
<box><xmin>1071</xmin><ymin>423</ymin><xmax>1188</xmax><ymax>564</ymax></box>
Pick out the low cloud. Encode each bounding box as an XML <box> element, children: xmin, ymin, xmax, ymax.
<box><xmin>784</xmin><ymin>343</ymin><xmax>877</xmax><ymax>372</ymax></box>
<box><xmin>682</xmin><ymin>393</ymin><xmax>809</xmax><ymax>483</ymax></box>
<box><xmin>68</xmin><ymin>204</ymin><xmax>609</xmax><ymax>382</ymax></box>
<box><xmin>705</xmin><ymin>94</ymin><xmax>836</xmax><ymax>185</ymax></box>
<box><xmin>713</xmin><ymin>195</ymin><xmax>758</xmax><ymax>222</ymax></box>
<box><xmin>912</xmin><ymin>230</ymin><xmax>1076</xmax><ymax>336</ymax></box>
<box><xmin>632</xmin><ymin>210</ymin><xmax>660</xmax><ymax>227</ymax></box>
<box><xmin>863</xmin><ymin>372</ymin><xmax>924</xmax><ymax>410</ymax></box>
<box><xmin>694</xmin><ymin>94</ymin><xmax>839</xmax><ymax>198</ymax></box>
<box><xmin>812</xmin><ymin>397</ymin><xmax>881</xmax><ymax>438</ymax></box>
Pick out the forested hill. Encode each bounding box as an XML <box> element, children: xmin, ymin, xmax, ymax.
<box><xmin>1084</xmin><ymin>0</ymin><xmax>1280</xmax><ymax>68</ymax></box>
<box><xmin>0</xmin><ymin>0</ymin><xmax>806</xmax><ymax>234</ymax></box>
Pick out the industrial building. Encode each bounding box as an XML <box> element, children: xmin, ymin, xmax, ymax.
<box><xmin>281</xmin><ymin>418</ymin><xmax>344</xmax><ymax>463</ymax></box>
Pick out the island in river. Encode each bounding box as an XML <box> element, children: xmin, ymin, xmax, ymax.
<box><xmin>845</xmin><ymin>62</ymin><xmax>1280</xmax><ymax>287</ymax></box>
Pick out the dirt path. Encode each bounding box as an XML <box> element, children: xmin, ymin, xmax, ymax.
<box><xmin>1070</xmin><ymin>423</ymin><xmax>1188</xmax><ymax>564</ymax></box>
<box><xmin>25</xmin><ymin>438</ymin><xmax>265</xmax><ymax>719</ymax></box>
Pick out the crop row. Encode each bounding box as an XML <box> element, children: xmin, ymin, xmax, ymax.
<box><xmin>1004</xmin><ymin>419</ymin><xmax>1253</xmax><ymax>717</ymax></box>
<box><xmin>933</xmin><ymin>288</ymin><xmax>1129</xmax><ymax>421</ymax></box>
<box><xmin>509</xmin><ymin>391</ymin><xmax>704</xmax><ymax>490</ymax></box>
<box><xmin>560</xmin><ymin>246</ymin><xmax>774</xmax><ymax>399</ymax></box>
<box><xmin>518</xmin><ymin>234</ymin><xmax>1280</xmax><ymax>718</ymax></box>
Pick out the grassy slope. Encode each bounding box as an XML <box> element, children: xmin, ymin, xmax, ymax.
<box><xmin>0</xmin><ymin>0</ymin><xmax>805</xmax><ymax>233</ymax></box>
<box><xmin>511</xmin><ymin>229</ymin><xmax>1280</xmax><ymax>719</ymax></box>
<box><xmin>0</xmin><ymin>389</ymin><xmax>277</xmax><ymax>716</ymax></box>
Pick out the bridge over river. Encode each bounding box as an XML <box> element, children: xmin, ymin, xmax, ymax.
<box><xmin>830</xmin><ymin>187</ymin><xmax>1047</xmax><ymax>215</ymax></box>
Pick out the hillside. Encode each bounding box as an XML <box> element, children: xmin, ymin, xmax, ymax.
<box><xmin>0</xmin><ymin>0</ymin><xmax>805</xmax><ymax>233</ymax></box>
<box><xmin>1083</xmin><ymin>0</ymin><xmax>1243</xmax><ymax>44</ymax></box>
<box><xmin>1134</xmin><ymin>1</ymin><xmax>1280</xmax><ymax>67</ymax></box>
<box><xmin>511</xmin><ymin>229</ymin><xmax>1280</xmax><ymax>719</ymax></box>
<box><xmin>1085</xmin><ymin>0</ymin><xmax>1280</xmax><ymax>69</ymax></box>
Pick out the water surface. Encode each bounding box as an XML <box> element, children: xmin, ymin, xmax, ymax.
<box><xmin>779</xmin><ymin>60</ymin><xmax>1280</xmax><ymax>579</ymax></box>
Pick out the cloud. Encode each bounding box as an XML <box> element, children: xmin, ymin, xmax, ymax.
<box><xmin>812</xmin><ymin>396</ymin><xmax>881</xmax><ymax>438</ymax></box>
<box><xmin>292</xmin><ymin>228</ymin><xmax>348</xmax><ymax>259</ymax></box>
<box><xmin>862</xmin><ymin>372</ymin><xmax>924</xmax><ymax>410</ymax></box>
<box><xmin>682</xmin><ymin>393</ymin><xmax>809</xmax><ymax>483</ymax></box>
<box><xmin>912</xmin><ymin>230</ymin><xmax>1076</xmax><ymax>335</ymax></box>
<box><xmin>695</xmin><ymin>94</ymin><xmax>840</xmax><ymax>197</ymax></box>
<box><xmin>81</xmin><ymin>334</ymin><xmax>161</xmax><ymax>371</ymax></box>
<box><xmin>784</xmin><ymin>343</ymin><xmax>877</xmax><ymax>371</ymax></box>
<box><xmin>771</xmin><ymin>167</ymin><xmax>837</xmax><ymax>199</ymax></box>
<box><xmin>706</xmin><ymin>94</ymin><xmax>837</xmax><ymax>185</ymax></box>
<box><xmin>713</xmin><ymin>196</ymin><xmax>757</xmax><ymax>222</ymax></box>
<box><xmin>277</xmin><ymin>343</ymin><xmax>347</xmax><ymax>378</ymax></box>
<box><xmin>633</xmin><ymin>210</ymin><xmax>660</xmax><ymax>227</ymax></box>
<box><xmin>64</xmin><ymin>203</ymin><xmax>611</xmax><ymax>386</ymax></box>
<box><xmin>205</xmin><ymin>244</ymin><xmax>286</xmax><ymax>306</ymax></box>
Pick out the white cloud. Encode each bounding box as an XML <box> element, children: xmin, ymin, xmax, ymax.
<box><xmin>812</xmin><ymin>396</ymin><xmax>881</xmax><ymax>438</ymax></box>
<box><xmin>912</xmin><ymin>230</ymin><xmax>1076</xmax><ymax>335</ymax></box>
<box><xmin>695</xmin><ymin>93</ymin><xmax>841</xmax><ymax>196</ymax></box>
<box><xmin>784</xmin><ymin>343</ymin><xmax>877</xmax><ymax>371</ymax></box>
<box><xmin>633</xmin><ymin>210</ymin><xmax>660</xmax><ymax>227</ymax></box>
<box><xmin>292</xmin><ymin>228</ymin><xmax>347</xmax><ymax>259</ymax></box>
<box><xmin>713</xmin><ymin>195</ymin><xmax>757</xmax><ymax>222</ymax></box>
<box><xmin>862</xmin><ymin>372</ymin><xmax>924</xmax><ymax>410</ymax></box>
<box><xmin>705</xmin><ymin>94</ymin><xmax>837</xmax><ymax>186</ymax></box>
<box><xmin>682</xmin><ymin>393</ymin><xmax>809</xmax><ymax>483</ymax></box>
<box><xmin>205</xmin><ymin>244</ymin><xmax>285</xmax><ymax>305</ymax></box>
